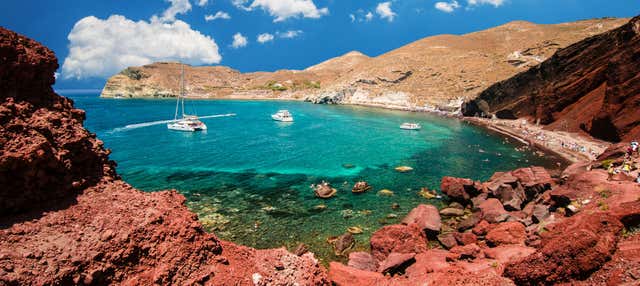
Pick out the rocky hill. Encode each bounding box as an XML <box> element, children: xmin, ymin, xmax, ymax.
<box><xmin>101</xmin><ymin>18</ymin><xmax>628</xmax><ymax>112</ymax></box>
<box><xmin>462</xmin><ymin>16</ymin><xmax>640</xmax><ymax>142</ymax></box>
<box><xmin>0</xmin><ymin>27</ymin><xmax>327</xmax><ymax>285</ymax></box>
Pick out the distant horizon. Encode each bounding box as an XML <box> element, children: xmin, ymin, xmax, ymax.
<box><xmin>2</xmin><ymin>0</ymin><xmax>638</xmax><ymax>89</ymax></box>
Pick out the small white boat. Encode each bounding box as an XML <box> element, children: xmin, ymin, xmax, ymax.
<box><xmin>272</xmin><ymin>110</ymin><xmax>294</xmax><ymax>122</ymax></box>
<box><xmin>168</xmin><ymin>64</ymin><xmax>207</xmax><ymax>132</ymax></box>
<box><xmin>400</xmin><ymin>123</ymin><xmax>421</xmax><ymax>130</ymax></box>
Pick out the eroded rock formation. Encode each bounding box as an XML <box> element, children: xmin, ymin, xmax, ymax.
<box><xmin>0</xmin><ymin>27</ymin><xmax>328</xmax><ymax>285</ymax></box>
<box><xmin>463</xmin><ymin>16</ymin><xmax>640</xmax><ymax>142</ymax></box>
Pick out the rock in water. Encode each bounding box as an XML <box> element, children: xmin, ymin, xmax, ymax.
<box><xmin>395</xmin><ymin>166</ymin><xmax>414</xmax><ymax>173</ymax></box>
<box><xmin>378</xmin><ymin>189</ymin><xmax>395</xmax><ymax>197</ymax></box>
<box><xmin>314</xmin><ymin>181</ymin><xmax>337</xmax><ymax>198</ymax></box>
<box><xmin>333</xmin><ymin>233</ymin><xmax>356</xmax><ymax>256</ymax></box>
<box><xmin>352</xmin><ymin>181</ymin><xmax>372</xmax><ymax>193</ymax></box>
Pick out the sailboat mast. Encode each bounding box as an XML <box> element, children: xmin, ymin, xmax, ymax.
<box><xmin>181</xmin><ymin>64</ymin><xmax>186</xmax><ymax>117</ymax></box>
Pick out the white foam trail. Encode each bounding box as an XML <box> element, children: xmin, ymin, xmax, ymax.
<box><xmin>111</xmin><ymin>113</ymin><xmax>236</xmax><ymax>132</ymax></box>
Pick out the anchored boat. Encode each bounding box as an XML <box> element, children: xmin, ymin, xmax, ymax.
<box><xmin>271</xmin><ymin>110</ymin><xmax>294</xmax><ymax>122</ymax></box>
<box><xmin>168</xmin><ymin>64</ymin><xmax>207</xmax><ymax>132</ymax></box>
<box><xmin>400</xmin><ymin>122</ymin><xmax>421</xmax><ymax>130</ymax></box>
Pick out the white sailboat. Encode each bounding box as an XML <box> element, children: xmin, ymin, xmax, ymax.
<box><xmin>167</xmin><ymin>64</ymin><xmax>207</xmax><ymax>132</ymax></box>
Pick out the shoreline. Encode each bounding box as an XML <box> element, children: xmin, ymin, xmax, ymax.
<box><xmin>99</xmin><ymin>94</ymin><xmax>608</xmax><ymax>165</ymax></box>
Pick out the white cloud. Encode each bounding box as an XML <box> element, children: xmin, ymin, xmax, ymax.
<box><xmin>158</xmin><ymin>0</ymin><xmax>192</xmax><ymax>22</ymax></box>
<box><xmin>197</xmin><ymin>0</ymin><xmax>208</xmax><ymax>6</ymax></box>
<box><xmin>375</xmin><ymin>2</ymin><xmax>396</xmax><ymax>22</ymax></box>
<box><xmin>278</xmin><ymin>30</ymin><xmax>302</xmax><ymax>39</ymax></box>
<box><xmin>435</xmin><ymin>1</ymin><xmax>461</xmax><ymax>13</ymax></box>
<box><xmin>61</xmin><ymin>15</ymin><xmax>221</xmax><ymax>79</ymax></box>
<box><xmin>365</xmin><ymin>11</ymin><xmax>374</xmax><ymax>21</ymax></box>
<box><xmin>231</xmin><ymin>33</ymin><xmax>248</xmax><ymax>48</ymax></box>
<box><xmin>242</xmin><ymin>0</ymin><xmax>329</xmax><ymax>22</ymax></box>
<box><xmin>468</xmin><ymin>0</ymin><xmax>505</xmax><ymax>7</ymax></box>
<box><xmin>205</xmin><ymin>11</ymin><xmax>231</xmax><ymax>21</ymax></box>
<box><xmin>349</xmin><ymin>14</ymin><xmax>355</xmax><ymax>22</ymax></box>
<box><xmin>257</xmin><ymin>33</ymin><xmax>275</xmax><ymax>43</ymax></box>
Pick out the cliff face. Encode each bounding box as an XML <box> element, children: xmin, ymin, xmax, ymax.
<box><xmin>100</xmin><ymin>18</ymin><xmax>628</xmax><ymax>112</ymax></box>
<box><xmin>0</xmin><ymin>27</ymin><xmax>327</xmax><ymax>285</ymax></box>
<box><xmin>462</xmin><ymin>16</ymin><xmax>640</xmax><ymax>142</ymax></box>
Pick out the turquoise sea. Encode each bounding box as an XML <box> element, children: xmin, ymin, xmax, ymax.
<box><xmin>64</xmin><ymin>92</ymin><xmax>562</xmax><ymax>262</ymax></box>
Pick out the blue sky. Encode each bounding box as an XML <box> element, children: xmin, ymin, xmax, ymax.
<box><xmin>1</xmin><ymin>0</ymin><xmax>639</xmax><ymax>89</ymax></box>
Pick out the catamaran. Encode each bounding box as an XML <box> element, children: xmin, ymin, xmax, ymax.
<box><xmin>167</xmin><ymin>64</ymin><xmax>207</xmax><ymax>132</ymax></box>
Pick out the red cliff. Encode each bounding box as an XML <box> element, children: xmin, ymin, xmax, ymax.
<box><xmin>462</xmin><ymin>16</ymin><xmax>640</xmax><ymax>142</ymax></box>
<box><xmin>0</xmin><ymin>27</ymin><xmax>327</xmax><ymax>285</ymax></box>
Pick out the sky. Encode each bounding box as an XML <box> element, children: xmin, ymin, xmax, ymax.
<box><xmin>1</xmin><ymin>0</ymin><xmax>639</xmax><ymax>89</ymax></box>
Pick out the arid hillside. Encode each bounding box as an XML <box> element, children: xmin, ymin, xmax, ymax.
<box><xmin>101</xmin><ymin>18</ymin><xmax>627</xmax><ymax>111</ymax></box>
<box><xmin>462</xmin><ymin>16</ymin><xmax>640</xmax><ymax>142</ymax></box>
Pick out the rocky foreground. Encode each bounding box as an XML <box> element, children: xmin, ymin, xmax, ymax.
<box><xmin>100</xmin><ymin>18</ymin><xmax>627</xmax><ymax>112</ymax></box>
<box><xmin>0</xmin><ymin>27</ymin><xmax>327</xmax><ymax>285</ymax></box>
<box><xmin>2</xmin><ymin>24</ymin><xmax>640</xmax><ymax>285</ymax></box>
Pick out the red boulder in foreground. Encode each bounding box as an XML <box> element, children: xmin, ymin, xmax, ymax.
<box><xmin>370</xmin><ymin>224</ymin><xmax>428</xmax><ymax>262</ymax></box>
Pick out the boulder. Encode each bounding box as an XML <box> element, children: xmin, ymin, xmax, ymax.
<box><xmin>531</xmin><ymin>204</ymin><xmax>550</xmax><ymax>223</ymax></box>
<box><xmin>486</xmin><ymin>221</ymin><xmax>526</xmax><ymax>246</ymax></box>
<box><xmin>453</xmin><ymin>232</ymin><xmax>477</xmax><ymax>246</ymax></box>
<box><xmin>404</xmin><ymin>249</ymin><xmax>450</xmax><ymax>276</ymax></box>
<box><xmin>333</xmin><ymin>233</ymin><xmax>355</xmax><ymax>256</ymax></box>
<box><xmin>329</xmin><ymin>262</ymin><xmax>386</xmax><ymax>286</ymax></box>
<box><xmin>478</xmin><ymin>199</ymin><xmax>509</xmax><ymax>223</ymax></box>
<box><xmin>494</xmin><ymin>183</ymin><xmax>526</xmax><ymax>211</ymax></box>
<box><xmin>448</xmin><ymin>243</ymin><xmax>483</xmax><ymax>260</ymax></box>
<box><xmin>377</xmin><ymin>252</ymin><xmax>416</xmax><ymax>275</ymax></box>
<box><xmin>437</xmin><ymin>233</ymin><xmax>458</xmax><ymax>249</ymax></box>
<box><xmin>484</xmin><ymin>245</ymin><xmax>536</xmax><ymax>265</ymax></box>
<box><xmin>457</xmin><ymin>211</ymin><xmax>483</xmax><ymax>232</ymax></box>
<box><xmin>439</xmin><ymin>207</ymin><xmax>465</xmax><ymax>217</ymax></box>
<box><xmin>347</xmin><ymin>252</ymin><xmax>378</xmax><ymax>272</ymax></box>
<box><xmin>401</xmin><ymin>204</ymin><xmax>441</xmax><ymax>236</ymax></box>
<box><xmin>511</xmin><ymin>167</ymin><xmax>553</xmax><ymax>199</ymax></box>
<box><xmin>504</xmin><ymin>212</ymin><xmax>623</xmax><ymax>285</ymax></box>
<box><xmin>370</xmin><ymin>224</ymin><xmax>428</xmax><ymax>261</ymax></box>
<box><xmin>440</xmin><ymin>177</ymin><xmax>479</xmax><ymax>204</ymax></box>
<box><xmin>472</xmin><ymin>220</ymin><xmax>493</xmax><ymax>236</ymax></box>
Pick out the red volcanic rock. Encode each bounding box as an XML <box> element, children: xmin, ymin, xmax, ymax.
<box><xmin>0</xmin><ymin>28</ymin><xmax>116</xmax><ymax>214</ymax></box>
<box><xmin>511</xmin><ymin>167</ymin><xmax>553</xmax><ymax>197</ymax></box>
<box><xmin>484</xmin><ymin>245</ymin><xmax>536</xmax><ymax>265</ymax></box>
<box><xmin>0</xmin><ymin>28</ymin><xmax>328</xmax><ymax>285</ymax></box>
<box><xmin>437</xmin><ymin>233</ymin><xmax>458</xmax><ymax>249</ymax></box>
<box><xmin>440</xmin><ymin>176</ymin><xmax>479</xmax><ymax>204</ymax></box>
<box><xmin>401</xmin><ymin>204</ymin><xmax>441</xmax><ymax>235</ymax></box>
<box><xmin>370</xmin><ymin>224</ymin><xmax>428</xmax><ymax>262</ymax></box>
<box><xmin>328</xmin><ymin>262</ymin><xmax>385</xmax><ymax>286</ymax></box>
<box><xmin>463</xmin><ymin>16</ymin><xmax>640</xmax><ymax>142</ymax></box>
<box><xmin>457</xmin><ymin>211</ymin><xmax>483</xmax><ymax>231</ymax></box>
<box><xmin>404</xmin><ymin>249</ymin><xmax>450</xmax><ymax>275</ymax></box>
<box><xmin>504</xmin><ymin>212</ymin><xmax>623</xmax><ymax>285</ymax></box>
<box><xmin>377</xmin><ymin>252</ymin><xmax>416</xmax><ymax>275</ymax></box>
<box><xmin>348</xmin><ymin>252</ymin><xmax>378</xmax><ymax>272</ymax></box>
<box><xmin>478</xmin><ymin>198</ymin><xmax>509</xmax><ymax>223</ymax></box>
<box><xmin>472</xmin><ymin>220</ymin><xmax>494</xmax><ymax>236</ymax></box>
<box><xmin>454</xmin><ymin>232</ymin><xmax>478</xmax><ymax>246</ymax></box>
<box><xmin>422</xmin><ymin>267</ymin><xmax>515</xmax><ymax>285</ymax></box>
<box><xmin>448</xmin><ymin>243</ymin><xmax>483</xmax><ymax>260</ymax></box>
<box><xmin>570</xmin><ymin>233</ymin><xmax>640</xmax><ymax>285</ymax></box>
<box><xmin>486</xmin><ymin>221</ymin><xmax>526</xmax><ymax>246</ymax></box>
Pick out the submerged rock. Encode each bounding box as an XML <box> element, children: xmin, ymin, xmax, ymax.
<box><xmin>377</xmin><ymin>189</ymin><xmax>395</xmax><ymax>197</ymax></box>
<box><xmin>313</xmin><ymin>181</ymin><xmax>337</xmax><ymax>199</ymax></box>
<box><xmin>333</xmin><ymin>233</ymin><xmax>356</xmax><ymax>256</ymax></box>
<box><xmin>347</xmin><ymin>226</ymin><xmax>363</xmax><ymax>235</ymax></box>
<box><xmin>394</xmin><ymin>166</ymin><xmax>414</xmax><ymax>173</ymax></box>
<box><xmin>352</xmin><ymin>181</ymin><xmax>372</xmax><ymax>193</ymax></box>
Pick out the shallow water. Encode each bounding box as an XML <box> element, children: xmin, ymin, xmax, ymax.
<box><xmin>67</xmin><ymin>92</ymin><xmax>562</xmax><ymax>262</ymax></box>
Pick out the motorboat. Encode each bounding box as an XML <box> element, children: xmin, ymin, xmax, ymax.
<box><xmin>271</xmin><ymin>110</ymin><xmax>294</xmax><ymax>122</ymax></box>
<box><xmin>168</xmin><ymin>64</ymin><xmax>207</xmax><ymax>132</ymax></box>
<box><xmin>400</xmin><ymin>123</ymin><xmax>421</xmax><ymax>130</ymax></box>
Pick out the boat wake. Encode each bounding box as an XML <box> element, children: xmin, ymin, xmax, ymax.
<box><xmin>110</xmin><ymin>113</ymin><xmax>236</xmax><ymax>132</ymax></box>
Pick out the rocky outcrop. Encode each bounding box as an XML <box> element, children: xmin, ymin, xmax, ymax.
<box><xmin>0</xmin><ymin>27</ymin><xmax>328</xmax><ymax>285</ymax></box>
<box><xmin>463</xmin><ymin>16</ymin><xmax>640</xmax><ymax>142</ymax></box>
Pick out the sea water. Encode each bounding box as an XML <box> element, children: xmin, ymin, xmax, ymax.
<box><xmin>66</xmin><ymin>92</ymin><xmax>562</xmax><ymax>262</ymax></box>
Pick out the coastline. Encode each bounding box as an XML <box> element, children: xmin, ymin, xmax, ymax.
<box><xmin>99</xmin><ymin>93</ymin><xmax>603</xmax><ymax>166</ymax></box>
